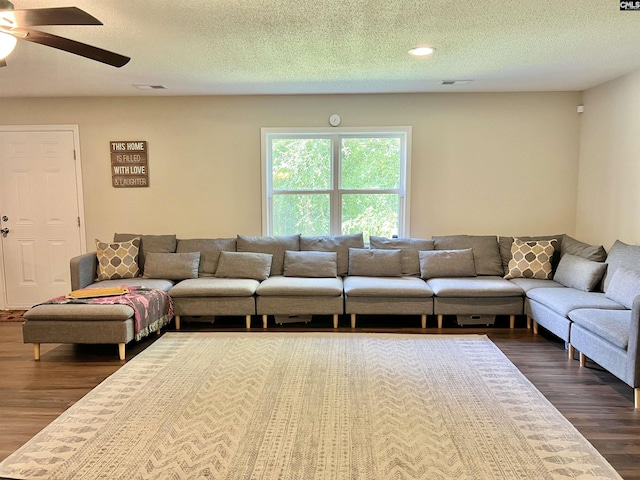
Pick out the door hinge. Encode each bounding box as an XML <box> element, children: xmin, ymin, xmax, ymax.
<box><xmin>77</xmin><ymin>217</ymin><xmax>81</xmax><ymax>227</ymax></box>
<box><xmin>73</xmin><ymin>150</ymin><xmax>77</xmax><ymax>160</ymax></box>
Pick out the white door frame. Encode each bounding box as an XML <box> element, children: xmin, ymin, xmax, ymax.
<box><xmin>0</xmin><ymin>125</ymin><xmax>86</xmax><ymax>310</ymax></box>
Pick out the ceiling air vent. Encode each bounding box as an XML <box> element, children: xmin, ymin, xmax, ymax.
<box><xmin>440</xmin><ymin>80</ymin><xmax>473</xmax><ymax>86</ymax></box>
<box><xmin>133</xmin><ymin>84</ymin><xmax>168</xmax><ymax>90</ymax></box>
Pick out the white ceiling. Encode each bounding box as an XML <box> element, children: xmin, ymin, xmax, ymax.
<box><xmin>1</xmin><ymin>0</ymin><xmax>640</xmax><ymax>97</ymax></box>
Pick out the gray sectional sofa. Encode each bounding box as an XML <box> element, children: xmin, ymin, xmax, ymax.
<box><xmin>20</xmin><ymin>232</ymin><xmax>640</xmax><ymax>408</ymax></box>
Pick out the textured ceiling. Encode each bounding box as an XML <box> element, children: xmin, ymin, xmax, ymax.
<box><xmin>1</xmin><ymin>0</ymin><xmax>640</xmax><ymax>97</ymax></box>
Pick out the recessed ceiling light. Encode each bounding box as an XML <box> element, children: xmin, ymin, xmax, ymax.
<box><xmin>409</xmin><ymin>46</ymin><xmax>435</xmax><ymax>57</ymax></box>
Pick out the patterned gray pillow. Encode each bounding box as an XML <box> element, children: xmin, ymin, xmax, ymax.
<box><xmin>96</xmin><ymin>238</ymin><xmax>140</xmax><ymax>281</ymax></box>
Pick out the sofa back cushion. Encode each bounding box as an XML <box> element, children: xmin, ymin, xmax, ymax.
<box><xmin>348</xmin><ymin>248</ymin><xmax>402</xmax><ymax>277</ymax></box>
<box><xmin>236</xmin><ymin>235</ymin><xmax>300</xmax><ymax>276</ymax></box>
<box><xmin>143</xmin><ymin>252</ymin><xmax>200</xmax><ymax>280</ymax></box>
<box><xmin>300</xmin><ymin>233</ymin><xmax>364</xmax><ymax>276</ymax></box>
<box><xmin>605</xmin><ymin>266</ymin><xmax>640</xmax><ymax>309</ymax></box>
<box><xmin>419</xmin><ymin>249</ymin><xmax>476</xmax><ymax>279</ymax></box>
<box><xmin>504</xmin><ymin>238</ymin><xmax>556</xmax><ymax>280</ymax></box>
<box><xmin>215</xmin><ymin>251</ymin><xmax>273</xmax><ymax>281</ymax></box>
<box><xmin>283</xmin><ymin>250</ymin><xmax>338</xmax><ymax>278</ymax></box>
<box><xmin>603</xmin><ymin>240</ymin><xmax>640</xmax><ymax>292</ymax></box>
<box><xmin>369</xmin><ymin>236</ymin><xmax>434</xmax><ymax>276</ymax></box>
<box><xmin>553</xmin><ymin>254</ymin><xmax>607</xmax><ymax>292</ymax></box>
<box><xmin>433</xmin><ymin>235</ymin><xmax>503</xmax><ymax>276</ymax></box>
<box><xmin>561</xmin><ymin>235</ymin><xmax>607</xmax><ymax>262</ymax></box>
<box><xmin>176</xmin><ymin>238</ymin><xmax>236</xmax><ymax>276</ymax></box>
<box><xmin>114</xmin><ymin>233</ymin><xmax>177</xmax><ymax>274</ymax></box>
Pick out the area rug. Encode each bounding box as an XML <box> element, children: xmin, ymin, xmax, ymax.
<box><xmin>0</xmin><ymin>310</ymin><xmax>25</xmax><ymax>322</ymax></box>
<box><xmin>0</xmin><ymin>333</ymin><xmax>621</xmax><ymax>480</ymax></box>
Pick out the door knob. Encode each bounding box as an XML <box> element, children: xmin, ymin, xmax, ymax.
<box><xmin>0</xmin><ymin>228</ymin><xmax>9</xmax><ymax>237</ymax></box>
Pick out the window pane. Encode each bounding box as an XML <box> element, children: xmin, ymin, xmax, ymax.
<box><xmin>341</xmin><ymin>137</ymin><xmax>401</xmax><ymax>190</ymax></box>
<box><xmin>272</xmin><ymin>138</ymin><xmax>331</xmax><ymax>190</ymax></box>
<box><xmin>342</xmin><ymin>194</ymin><xmax>399</xmax><ymax>241</ymax></box>
<box><xmin>273</xmin><ymin>194</ymin><xmax>330</xmax><ymax>236</ymax></box>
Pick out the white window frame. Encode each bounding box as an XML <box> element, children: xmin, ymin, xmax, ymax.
<box><xmin>261</xmin><ymin>126</ymin><xmax>412</xmax><ymax>237</ymax></box>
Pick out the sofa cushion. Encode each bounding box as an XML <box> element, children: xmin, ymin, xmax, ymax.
<box><xmin>300</xmin><ymin>233</ymin><xmax>364</xmax><ymax>276</ymax></box>
<box><xmin>343</xmin><ymin>276</ymin><xmax>433</xmax><ymax>297</ymax></box>
<box><xmin>499</xmin><ymin>235</ymin><xmax>563</xmax><ymax>275</ymax></box>
<box><xmin>143</xmin><ymin>252</ymin><xmax>200</xmax><ymax>280</ymax></box>
<box><xmin>114</xmin><ymin>234</ymin><xmax>177</xmax><ymax>273</ymax></box>
<box><xmin>236</xmin><ymin>234</ymin><xmax>300</xmax><ymax>276</ymax></box>
<box><xmin>283</xmin><ymin>250</ymin><xmax>337</xmax><ymax>278</ymax></box>
<box><xmin>504</xmin><ymin>238</ymin><xmax>556</xmax><ymax>280</ymax></box>
<box><xmin>369</xmin><ymin>236</ymin><xmax>434</xmax><ymax>276</ymax></box>
<box><xmin>527</xmin><ymin>288</ymin><xmax>626</xmax><ymax>317</ymax></box>
<box><xmin>176</xmin><ymin>238</ymin><xmax>236</xmax><ymax>276</ymax></box>
<box><xmin>508</xmin><ymin>278</ymin><xmax>564</xmax><ymax>293</ymax></box>
<box><xmin>96</xmin><ymin>238</ymin><xmax>140</xmax><ymax>281</ymax></box>
<box><xmin>215</xmin><ymin>251</ymin><xmax>273</xmax><ymax>281</ymax></box>
<box><xmin>88</xmin><ymin>278</ymin><xmax>175</xmax><ymax>292</ymax></box>
<box><xmin>553</xmin><ymin>254</ymin><xmax>607</xmax><ymax>292</ymax></box>
<box><xmin>568</xmin><ymin>308</ymin><xmax>631</xmax><ymax>349</ymax></box>
<box><xmin>419</xmin><ymin>249</ymin><xmax>476</xmax><ymax>279</ymax></box>
<box><xmin>561</xmin><ymin>235</ymin><xmax>607</xmax><ymax>262</ymax></box>
<box><xmin>605</xmin><ymin>266</ymin><xmax>640</xmax><ymax>309</ymax></box>
<box><xmin>603</xmin><ymin>240</ymin><xmax>640</xmax><ymax>292</ymax></box>
<box><xmin>24</xmin><ymin>303</ymin><xmax>135</xmax><ymax>321</ymax></box>
<box><xmin>348</xmin><ymin>248</ymin><xmax>402</xmax><ymax>277</ymax></box>
<box><xmin>427</xmin><ymin>276</ymin><xmax>524</xmax><ymax>297</ymax></box>
<box><xmin>169</xmin><ymin>278</ymin><xmax>259</xmax><ymax>297</ymax></box>
<box><xmin>256</xmin><ymin>276</ymin><xmax>343</xmax><ymax>296</ymax></box>
<box><xmin>433</xmin><ymin>235</ymin><xmax>503</xmax><ymax>276</ymax></box>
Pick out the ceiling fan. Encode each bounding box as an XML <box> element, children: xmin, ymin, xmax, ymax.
<box><xmin>0</xmin><ymin>0</ymin><xmax>130</xmax><ymax>68</ymax></box>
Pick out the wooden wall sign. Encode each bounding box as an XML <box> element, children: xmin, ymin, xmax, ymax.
<box><xmin>110</xmin><ymin>141</ymin><xmax>149</xmax><ymax>188</ymax></box>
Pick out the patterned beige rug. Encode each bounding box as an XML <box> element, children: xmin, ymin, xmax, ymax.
<box><xmin>0</xmin><ymin>333</ymin><xmax>621</xmax><ymax>479</ymax></box>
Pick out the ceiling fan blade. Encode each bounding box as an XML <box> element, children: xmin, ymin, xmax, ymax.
<box><xmin>8</xmin><ymin>7</ymin><xmax>102</xmax><ymax>27</ymax></box>
<box><xmin>15</xmin><ymin>28</ymin><xmax>130</xmax><ymax>67</ymax></box>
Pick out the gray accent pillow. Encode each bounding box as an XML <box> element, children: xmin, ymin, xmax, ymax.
<box><xmin>143</xmin><ymin>252</ymin><xmax>201</xmax><ymax>280</ymax></box>
<box><xmin>433</xmin><ymin>235</ymin><xmax>503</xmax><ymax>276</ymax></box>
<box><xmin>419</xmin><ymin>249</ymin><xmax>477</xmax><ymax>279</ymax></box>
<box><xmin>603</xmin><ymin>240</ymin><xmax>640</xmax><ymax>292</ymax></box>
<box><xmin>369</xmin><ymin>236</ymin><xmax>434</xmax><ymax>276</ymax></box>
<box><xmin>561</xmin><ymin>235</ymin><xmax>607</xmax><ymax>262</ymax></box>
<box><xmin>176</xmin><ymin>238</ymin><xmax>236</xmax><ymax>276</ymax></box>
<box><xmin>553</xmin><ymin>254</ymin><xmax>607</xmax><ymax>292</ymax></box>
<box><xmin>215</xmin><ymin>251</ymin><xmax>273</xmax><ymax>281</ymax></box>
<box><xmin>300</xmin><ymin>233</ymin><xmax>364</xmax><ymax>276</ymax></box>
<box><xmin>114</xmin><ymin>233</ymin><xmax>177</xmax><ymax>274</ymax></box>
<box><xmin>498</xmin><ymin>235</ymin><xmax>563</xmax><ymax>275</ymax></box>
<box><xmin>605</xmin><ymin>266</ymin><xmax>640</xmax><ymax>309</ymax></box>
<box><xmin>236</xmin><ymin>234</ymin><xmax>300</xmax><ymax>277</ymax></box>
<box><xmin>283</xmin><ymin>250</ymin><xmax>337</xmax><ymax>278</ymax></box>
<box><xmin>348</xmin><ymin>248</ymin><xmax>402</xmax><ymax>277</ymax></box>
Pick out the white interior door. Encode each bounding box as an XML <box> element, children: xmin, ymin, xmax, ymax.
<box><xmin>0</xmin><ymin>128</ymin><xmax>84</xmax><ymax>309</ymax></box>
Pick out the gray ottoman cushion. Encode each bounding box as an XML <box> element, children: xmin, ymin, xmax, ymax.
<box><xmin>24</xmin><ymin>304</ymin><xmax>134</xmax><ymax>320</ymax></box>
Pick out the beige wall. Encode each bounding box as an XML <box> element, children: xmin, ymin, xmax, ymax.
<box><xmin>0</xmin><ymin>92</ymin><xmax>581</xmax><ymax>246</ymax></box>
<box><xmin>577</xmin><ymin>71</ymin><xmax>640</xmax><ymax>250</ymax></box>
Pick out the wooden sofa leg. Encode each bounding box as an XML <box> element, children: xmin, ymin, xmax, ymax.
<box><xmin>635</xmin><ymin>388</ymin><xmax>639</xmax><ymax>409</ymax></box>
<box><xmin>568</xmin><ymin>344</ymin><xmax>575</xmax><ymax>360</ymax></box>
<box><xmin>421</xmin><ymin>314</ymin><xmax>427</xmax><ymax>329</ymax></box>
<box><xmin>175</xmin><ymin>315</ymin><xmax>181</xmax><ymax>330</ymax></box>
<box><xmin>533</xmin><ymin>320</ymin><xmax>538</xmax><ymax>335</ymax></box>
<box><xmin>526</xmin><ymin>317</ymin><xmax>532</xmax><ymax>329</ymax></box>
<box><xmin>118</xmin><ymin>343</ymin><xmax>125</xmax><ymax>361</ymax></box>
<box><xmin>351</xmin><ymin>314</ymin><xmax>356</xmax><ymax>329</ymax></box>
<box><xmin>262</xmin><ymin>314</ymin><xmax>268</xmax><ymax>329</ymax></box>
<box><xmin>579</xmin><ymin>352</ymin><xmax>586</xmax><ymax>367</ymax></box>
<box><xmin>333</xmin><ymin>314</ymin><xmax>338</xmax><ymax>329</ymax></box>
<box><xmin>509</xmin><ymin>315</ymin><xmax>515</xmax><ymax>329</ymax></box>
<box><xmin>33</xmin><ymin>343</ymin><xmax>40</xmax><ymax>361</ymax></box>
<box><xmin>245</xmin><ymin>315</ymin><xmax>251</xmax><ymax>329</ymax></box>
<box><xmin>437</xmin><ymin>314</ymin><xmax>443</xmax><ymax>329</ymax></box>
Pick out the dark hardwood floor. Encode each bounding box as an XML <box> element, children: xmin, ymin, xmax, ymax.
<box><xmin>1</xmin><ymin>315</ymin><xmax>639</xmax><ymax>478</ymax></box>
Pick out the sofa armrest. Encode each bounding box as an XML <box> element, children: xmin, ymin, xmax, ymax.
<box><xmin>70</xmin><ymin>252</ymin><xmax>97</xmax><ymax>290</ymax></box>
<box><xmin>628</xmin><ymin>295</ymin><xmax>640</xmax><ymax>388</ymax></box>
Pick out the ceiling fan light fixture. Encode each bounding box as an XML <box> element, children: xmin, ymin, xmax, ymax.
<box><xmin>0</xmin><ymin>31</ymin><xmax>16</xmax><ymax>60</ymax></box>
<box><xmin>409</xmin><ymin>46</ymin><xmax>435</xmax><ymax>57</ymax></box>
